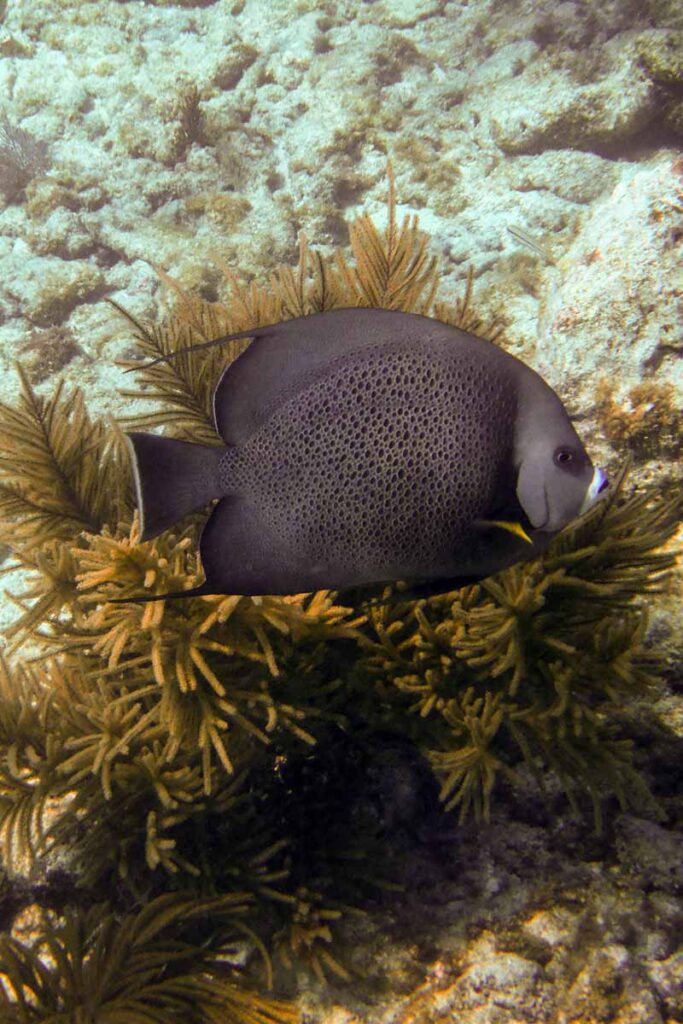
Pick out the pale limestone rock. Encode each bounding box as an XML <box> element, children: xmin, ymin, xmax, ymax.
<box><xmin>3</xmin><ymin>246</ymin><xmax>104</xmax><ymax>327</ymax></box>
<box><xmin>560</xmin><ymin>944</ymin><xmax>664</xmax><ymax>1024</ymax></box>
<box><xmin>502</xmin><ymin>150</ymin><xmax>620</xmax><ymax>205</ymax></box>
<box><xmin>380</xmin><ymin>0</ymin><xmax>444</xmax><ymax>30</ymax></box>
<box><xmin>536</xmin><ymin>156</ymin><xmax>683</xmax><ymax>411</ymax></box>
<box><xmin>455</xmin><ymin>936</ymin><xmax>543</xmax><ymax>1009</ymax></box>
<box><xmin>490</xmin><ymin>62</ymin><xmax>656</xmax><ymax>154</ymax></box>
<box><xmin>647</xmin><ymin>951</ymin><xmax>683</xmax><ymax>1019</ymax></box>
<box><xmin>522</xmin><ymin>907</ymin><xmax>577</xmax><ymax>948</ymax></box>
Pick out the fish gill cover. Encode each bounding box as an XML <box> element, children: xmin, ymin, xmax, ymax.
<box><xmin>0</xmin><ymin>170</ymin><xmax>680</xmax><ymax>1020</ymax></box>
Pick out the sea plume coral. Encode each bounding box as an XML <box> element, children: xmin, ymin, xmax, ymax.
<box><xmin>0</xmin><ymin>894</ymin><xmax>297</xmax><ymax>1023</ymax></box>
<box><xmin>0</xmin><ymin>113</ymin><xmax>50</xmax><ymax>202</ymax></box>
<box><xmin>357</xmin><ymin>465</ymin><xmax>680</xmax><ymax>828</ymax></box>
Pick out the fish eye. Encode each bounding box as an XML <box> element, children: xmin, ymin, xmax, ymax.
<box><xmin>554</xmin><ymin>448</ymin><xmax>575</xmax><ymax>466</ymax></box>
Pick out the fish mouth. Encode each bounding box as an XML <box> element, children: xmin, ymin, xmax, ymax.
<box><xmin>579</xmin><ymin>466</ymin><xmax>609</xmax><ymax>515</ymax></box>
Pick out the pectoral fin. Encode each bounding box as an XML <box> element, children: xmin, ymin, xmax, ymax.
<box><xmin>475</xmin><ymin>519</ymin><xmax>534</xmax><ymax>544</ymax></box>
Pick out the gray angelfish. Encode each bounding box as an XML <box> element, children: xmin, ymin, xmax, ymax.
<box><xmin>126</xmin><ymin>308</ymin><xmax>608</xmax><ymax>600</ymax></box>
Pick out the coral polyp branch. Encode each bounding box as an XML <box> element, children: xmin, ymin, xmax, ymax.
<box><xmin>0</xmin><ymin>365</ymin><xmax>130</xmax><ymax>549</ymax></box>
<box><xmin>0</xmin><ymin>894</ymin><xmax>299</xmax><ymax>1023</ymax></box>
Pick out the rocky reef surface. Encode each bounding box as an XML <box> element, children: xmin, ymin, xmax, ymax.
<box><xmin>296</xmin><ymin>760</ymin><xmax>683</xmax><ymax>1024</ymax></box>
<box><xmin>0</xmin><ymin>0</ymin><xmax>681</xmax><ymax>1021</ymax></box>
<box><xmin>0</xmin><ymin>0</ymin><xmax>681</xmax><ymax>423</ymax></box>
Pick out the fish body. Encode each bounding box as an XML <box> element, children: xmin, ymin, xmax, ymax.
<box><xmin>127</xmin><ymin>308</ymin><xmax>607</xmax><ymax>597</ymax></box>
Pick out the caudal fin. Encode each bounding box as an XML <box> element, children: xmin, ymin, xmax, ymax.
<box><xmin>126</xmin><ymin>432</ymin><xmax>224</xmax><ymax>540</ymax></box>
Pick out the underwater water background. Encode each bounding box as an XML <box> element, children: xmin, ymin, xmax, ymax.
<box><xmin>0</xmin><ymin>0</ymin><xmax>681</xmax><ymax>1022</ymax></box>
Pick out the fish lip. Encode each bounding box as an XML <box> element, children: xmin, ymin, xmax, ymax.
<box><xmin>579</xmin><ymin>466</ymin><xmax>608</xmax><ymax>515</ymax></box>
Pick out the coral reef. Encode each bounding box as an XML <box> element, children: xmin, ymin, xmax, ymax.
<box><xmin>636</xmin><ymin>28</ymin><xmax>683</xmax><ymax>138</ymax></box>
<box><xmin>595</xmin><ymin>380</ymin><xmax>682</xmax><ymax>461</ymax></box>
<box><xmin>0</xmin><ymin>176</ymin><xmax>680</xmax><ymax>1018</ymax></box>
<box><xmin>17</xmin><ymin>325</ymin><xmax>83</xmax><ymax>386</ymax></box>
<box><xmin>522</xmin><ymin>153</ymin><xmax>683</xmax><ymax>522</ymax></box>
<box><xmin>0</xmin><ymin>0</ymin><xmax>681</xmax><ymax>1015</ymax></box>
<box><xmin>1</xmin><ymin>0</ymin><xmax>681</xmax><ymax>475</ymax></box>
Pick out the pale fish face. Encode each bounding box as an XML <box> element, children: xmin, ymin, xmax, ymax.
<box><xmin>517</xmin><ymin>440</ymin><xmax>598</xmax><ymax>533</ymax></box>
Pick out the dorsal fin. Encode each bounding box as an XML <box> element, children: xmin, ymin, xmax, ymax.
<box><xmin>211</xmin><ymin>307</ymin><xmax>461</xmax><ymax>445</ymax></box>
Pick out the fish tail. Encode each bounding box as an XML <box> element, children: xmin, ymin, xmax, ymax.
<box><xmin>126</xmin><ymin>432</ymin><xmax>224</xmax><ymax>541</ymax></box>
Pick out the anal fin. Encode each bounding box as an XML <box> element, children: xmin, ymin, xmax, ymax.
<box><xmin>198</xmin><ymin>495</ymin><xmax>312</xmax><ymax>596</ymax></box>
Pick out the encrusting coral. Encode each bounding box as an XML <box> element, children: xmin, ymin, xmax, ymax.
<box><xmin>0</xmin><ymin>168</ymin><xmax>679</xmax><ymax>1018</ymax></box>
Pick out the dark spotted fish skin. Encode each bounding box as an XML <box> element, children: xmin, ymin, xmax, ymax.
<box><xmin>220</xmin><ymin>340</ymin><xmax>517</xmax><ymax>589</ymax></box>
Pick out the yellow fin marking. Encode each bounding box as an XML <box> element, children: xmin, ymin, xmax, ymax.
<box><xmin>478</xmin><ymin>519</ymin><xmax>533</xmax><ymax>545</ymax></box>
